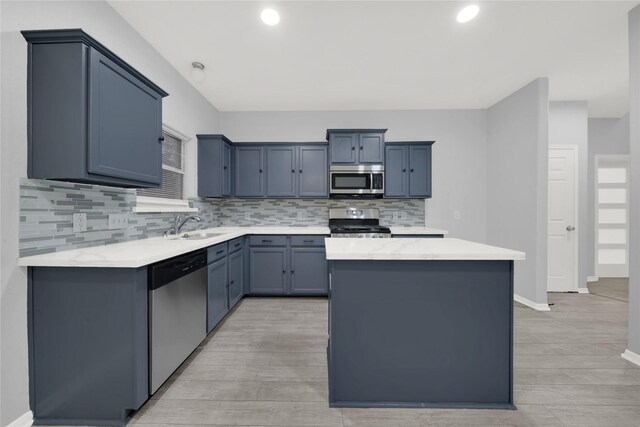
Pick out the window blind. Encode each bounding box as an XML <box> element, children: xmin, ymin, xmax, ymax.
<box><xmin>137</xmin><ymin>132</ymin><xmax>184</xmax><ymax>200</ymax></box>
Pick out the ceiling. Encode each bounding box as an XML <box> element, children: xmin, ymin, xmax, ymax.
<box><xmin>108</xmin><ymin>1</ymin><xmax>637</xmax><ymax>117</ymax></box>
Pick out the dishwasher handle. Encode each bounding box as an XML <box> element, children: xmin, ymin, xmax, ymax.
<box><xmin>149</xmin><ymin>249</ymin><xmax>207</xmax><ymax>290</ymax></box>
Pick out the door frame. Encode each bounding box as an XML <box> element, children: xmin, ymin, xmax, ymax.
<box><xmin>548</xmin><ymin>145</ymin><xmax>579</xmax><ymax>292</ymax></box>
<box><xmin>594</xmin><ymin>154</ymin><xmax>630</xmax><ymax>279</ymax></box>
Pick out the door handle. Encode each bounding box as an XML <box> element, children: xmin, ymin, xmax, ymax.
<box><xmin>566</xmin><ymin>226</ymin><xmax>576</xmax><ymax>231</ymax></box>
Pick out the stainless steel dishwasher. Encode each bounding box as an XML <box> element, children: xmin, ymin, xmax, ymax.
<box><xmin>148</xmin><ymin>249</ymin><xmax>207</xmax><ymax>394</ymax></box>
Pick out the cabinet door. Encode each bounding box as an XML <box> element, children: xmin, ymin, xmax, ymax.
<box><xmin>88</xmin><ymin>49</ymin><xmax>162</xmax><ymax>185</ymax></box>
<box><xmin>249</xmin><ymin>247</ymin><xmax>287</xmax><ymax>294</ymax></box>
<box><xmin>228</xmin><ymin>250</ymin><xmax>243</xmax><ymax>309</ymax></box>
<box><xmin>207</xmin><ymin>258</ymin><xmax>228</xmax><ymax>333</ymax></box>
<box><xmin>385</xmin><ymin>146</ymin><xmax>408</xmax><ymax>197</ymax></box>
<box><xmin>290</xmin><ymin>248</ymin><xmax>328</xmax><ymax>294</ymax></box>
<box><xmin>223</xmin><ymin>143</ymin><xmax>232</xmax><ymax>196</ymax></box>
<box><xmin>330</xmin><ymin>133</ymin><xmax>357</xmax><ymax>163</ymax></box>
<box><xmin>299</xmin><ymin>146</ymin><xmax>328</xmax><ymax>197</ymax></box>
<box><xmin>266</xmin><ymin>146</ymin><xmax>297</xmax><ymax>197</ymax></box>
<box><xmin>409</xmin><ymin>145</ymin><xmax>432</xmax><ymax>198</ymax></box>
<box><xmin>235</xmin><ymin>147</ymin><xmax>264</xmax><ymax>196</ymax></box>
<box><xmin>358</xmin><ymin>133</ymin><xmax>384</xmax><ymax>163</ymax></box>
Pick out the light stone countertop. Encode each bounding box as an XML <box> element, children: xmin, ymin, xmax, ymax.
<box><xmin>325</xmin><ymin>237</ymin><xmax>525</xmax><ymax>261</ymax></box>
<box><xmin>18</xmin><ymin>226</ymin><xmax>451</xmax><ymax>268</ymax></box>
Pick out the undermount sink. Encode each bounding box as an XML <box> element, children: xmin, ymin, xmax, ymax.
<box><xmin>169</xmin><ymin>232</ymin><xmax>225</xmax><ymax>240</ymax></box>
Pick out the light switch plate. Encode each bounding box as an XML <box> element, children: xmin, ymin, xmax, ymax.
<box><xmin>297</xmin><ymin>211</ymin><xmax>305</xmax><ymax>220</ymax></box>
<box><xmin>454</xmin><ymin>210</ymin><xmax>461</xmax><ymax>220</ymax></box>
<box><xmin>73</xmin><ymin>213</ymin><xmax>87</xmax><ymax>233</ymax></box>
<box><xmin>400</xmin><ymin>211</ymin><xmax>407</xmax><ymax>220</ymax></box>
<box><xmin>108</xmin><ymin>214</ymin><xmax>128</xmax><ymax>230</ymax></box>
<box><xmin>245</xmin><ymin>212</ymin><xmax>251</xmax><ymax>220</ymax></box>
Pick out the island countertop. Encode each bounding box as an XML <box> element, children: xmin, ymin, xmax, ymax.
<box><xmin>325</xmin><ymin>237</ymin><xmax>525</xmax><ymax>261</ymax></box>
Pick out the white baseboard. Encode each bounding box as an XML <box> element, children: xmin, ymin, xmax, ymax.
<box><xmin>587</xmin><ymin>276</ymin><xmax>598</xmax><ymax>282</ymax></box>
<box><xmin>514</xmin><ymin>294</ymin><xmax>551</xmax><ymax>311</ymax></box>
<box><xmin>577</xmin><ymin>287</ymin><xmax>590</xmax><ymax>294</ymax></box>
<box><xmin>7</xmin><ymin>411</ymin><xmax>32</xmax><ymax>427</ymax></box>
<box><xmin>622</xmin><ymin>349</ymin><xmax>640</xmax><ymax>367</ymax></box>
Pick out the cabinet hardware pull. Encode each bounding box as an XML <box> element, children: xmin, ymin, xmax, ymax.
<box><xmin>292</xmin><ymin>169</ymin><xmax>295</xmax><ymax>173</ymax></box>
<box><xmin>359</xmin><ymin>146</ymin><xmax>363</xmax><ymax>150</ymax></box>
<box><xmin>351</xmin><ymin>146</ymin><xmax>356</xmax><ymax>150</ymax></box>
<box><xmin>259</xmin><ymin>169</ymin><xmax>263</xmax><ymax>173</ymax></box>
<box><xmin>158</xmin><ymin>136</ymin><xmax>165</xmax><ymax>142</ymax></box>
<box><xmin>299</xmin><ymin>170</ymin><xmax>303</xmax><ymax>173</ymax></box>
<box><xmin>402</xmin><ymin>169</ymin><xmax>407</xmax><ymax>172</ymax></box>
<box><xmin>291</xmin><ymin>270</ymin><xmax>295</xmax><ymax>273</ymax></box>
<box><xmin>230</xmin><ymin>280</ymin><xmax>235</xmax><ymax>285</ymax></box>
<box><xmin>303</xmin><ymin>240</ymin><xmax>314</xmax><ymax>243</ymax></box>
<box><xmin>235</xmin><ymin>243</ymin><xmax>241</xmax><ymax>247</ymax></box>
<box><xmin>216</xmin><ymin>250</ymin><xmax>224</xmax><ymax>254</ymax></box>
<box><xmin>262</xmin><ymin>239</ymin><xmax>272</xmax><ymax>243</ymax></box>
<box><xmin>410</xmin><ymin>168</ymin><xmax>414</xmax><ymax>172</ymax></box>
<box><xmin>282</xmin><ymin>269</ymin><xmax>286</xmax><ymax>273</ymax></box>
<box><xmin>224</xmin><ymin>166</ymin><xmax>227</xmax><ymax>170</ymax></box>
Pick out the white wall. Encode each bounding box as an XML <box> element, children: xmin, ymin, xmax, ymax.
<box><xmin>627</xmin><ymin>5</ymin><xmax>640</xmax><ymax>361</ymax></box>
<box><xmin>0</xmin><ymin>1</ymin><xmax>220</xmax><ymax>425</ymax></box>
<box><xmin>549</xmin><ymin>101</ymin><xmax>589</xmax><ymax>292</ymax></box>
<box><xmin>587</xmin><ymin>115</ymin><xmax>630</xmax><ymax>278</ymax></box>
<box><xmin>487</xmin><ymin>78</ymin><xmax>550</xmax><ymax>308</ymax></box>
<box><xmin>220</xmin><ymin>109</ymin><xmax>488</xmax><ymax>242</ymax></box>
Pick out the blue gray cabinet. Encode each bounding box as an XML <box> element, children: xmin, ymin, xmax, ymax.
<box><xmin>28</xmin><ymin>266</ymin><xmax>148</xmax><ymax>425</ymax></box>
<box><xmin>290</xmin><ymin>248</ymin><xmax>329</xmax><ymax>294</ymax></box>
<box><xmin>249</xmin><ymin>235</ymin><xmax>328</xmax><ymax>295</ymax></box>
<box><xmin>198</xmin><ymin>134</ymin><xmax>233</xmax><ymax>198</ymax></box>
<box><xmin>327</xmin><ymin>129</ymin><xmax>387</xmax><ymax>164</ymax></box>
<box><xmin>207</xmin><ymin>257</ymin><xmax>228</xmax><ymax>333</ymax></box>
<box><xmin>235</xmin><ymin>146</ymin><xmax>265</xmax><ymax>197</ymax></box>
<box><xmin>22</xmin><ymin>29</ymin><xmax>168</xmax><ymax>188</ymax></box>
<box><xmin>228</xmin><ymin>244</ymin><xmax>244</xmax><ymax>309</ymax></box>
<box><xmin>249</xmin><ymin>247</ymin><xmax>288</xmax><ymax>294</ymax></box>
<box><xmin>266</xmin><ymin>146</ymin><xmax>329</xmax><ymax>198</ymax></box>
<box><xmin>266</xmin><ymin>146</ymin><xmax>297</xmax><ymax>197</ymax></box>
<box><xmin>299</xmin><ymin>146</ymin><xmax>329</xmax><ymax>197</ymax></box>
<box><xmin>384</xmin><ymin>142</ymin><xmax>434</xmax><ymax>198</ymax></box>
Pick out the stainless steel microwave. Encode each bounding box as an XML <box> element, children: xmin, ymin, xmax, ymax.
<box><xmin>329</xmin><ymin>165</ymin><xmax>384</xmax><ymax>197</ymax></box>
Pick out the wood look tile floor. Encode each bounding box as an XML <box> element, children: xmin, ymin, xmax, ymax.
<box><xmin>125</xmin><ymin>294</ymin><xmax>639</xmax><ymax>427</ymax></box>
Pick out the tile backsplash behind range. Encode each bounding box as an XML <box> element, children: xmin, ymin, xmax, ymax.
<box><xmin>19</xmin><ymin>178</ymin><xmax>426</xmax><ymax>257</ymax></box>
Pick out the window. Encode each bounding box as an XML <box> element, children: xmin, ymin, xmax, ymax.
<box><xmin>134</xmin><ymin>125</ymin><xmax>197</xmax><ymax>213</ymax></box>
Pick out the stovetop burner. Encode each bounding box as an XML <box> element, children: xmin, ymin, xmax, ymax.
<box><xmin>328</xmin><ymin>208</ymin><xmax>392</xmax><ymax>238</ymax></box>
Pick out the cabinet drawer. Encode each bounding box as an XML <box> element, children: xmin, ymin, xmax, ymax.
<box><xmin>290</xmin><ymin>235</ymin><xmax>327</xmax><ymax>247</ymax></box>
<box><xmin>228</xmin><ymin>237</ymin><xmax>244</xmax><ymax>253</ymax></box>
<box><xmin>207</xmin><ymin>243</ymin><xmax>228</xmax><ymax>262</ymax></box>
<box><xmin>249</xmin><ymin>235</ymin><xmax>287</xmax><ymax>246</ymax></box>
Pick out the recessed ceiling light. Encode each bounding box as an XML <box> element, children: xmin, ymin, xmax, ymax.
<box><xmin>456</xmin><ymin>5</ymin><xmax>479</xmax><ymax>23</ymax></box>
<box><xmin>261</xmin><ymin>8</ymin><xmax>280</xmax><ymax>26</ymax></box>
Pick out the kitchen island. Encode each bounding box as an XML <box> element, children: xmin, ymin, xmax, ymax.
<box><xmin>325</xmin><ymin>237</ymin><xmax>525</xmax><ymax>409</ymax></box>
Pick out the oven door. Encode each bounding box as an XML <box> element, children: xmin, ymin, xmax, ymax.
<box><xmin>330</xmin><ymin>172</ymin><xmax>373</xmax><ymax>194</ymax></box>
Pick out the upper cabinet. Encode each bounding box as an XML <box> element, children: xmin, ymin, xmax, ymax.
<box><xmin>22</xmin><ymin>29</ymin><xmax>168</xmax><ymax>188</ymax></box>
<box><xmin>265</xmin><ymin>146</ymin><xmax>328</xmax><ymax>198</ymax></box>
<box><xmin>235</xmin><ymin>146</ymin><xmax>265</xmax><ymax>197</ymax></box>
<box><xmin>198</xmin><ymin>135</ymin><xmax>233</xmax><ymax>198</ymax></box>
<box><xmin>384</xmin><ymin>142</ymin><xmax>434</xmax><ymax>198</ymax></box>
<box><xmin>327</xmin><ymin>129</ymin><xmax>386</xmax><ymax>164</ymax></box>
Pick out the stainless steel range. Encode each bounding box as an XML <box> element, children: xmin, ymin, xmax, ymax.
<box><xmin>329</xmin><ymin>208</ymin><xmax>392</xmax><ymax>238</ymax></box>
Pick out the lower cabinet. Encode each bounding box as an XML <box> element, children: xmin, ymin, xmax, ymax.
<box><xmin>207</xmin><ymin>257</ymin><xmax>228</xmax><ymax>333</ymax></box>
<box><xmin>249</xmin><ymin>235</ymin><xmax>328</xmax><ymax>295</ymax></box>
<box><xmin>249</xmin><ymin>247</ymin><xmax>288</xmax><ymax>294</ymax></box>
<box><xmin>207</xmin><ymin>239</ymin><xmax>246</xmax><ymax>333</ymax></box>
<box><xmin>228</xmin><ymin>250</ymin><xmax>244</xmax><ymax>307</ymax></box>
<box><xmin>290</xmin><ymin>247</ymin><xmax>329</xmax><ymax>294</ymax></box>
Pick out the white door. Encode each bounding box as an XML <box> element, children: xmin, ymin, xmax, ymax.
<box><xmin>548</xmin><ymin>146</ymin><xmax>578</xmax><ymax>292</ymax></box>
<box><xmin>596</xmin><ymin>156</ymin><xmax>630</xmax><ymax>278</ymax></box>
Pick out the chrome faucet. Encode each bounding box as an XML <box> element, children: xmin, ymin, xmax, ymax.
<box><xmin>170</xmin><ymin>214</ymin><xmax>203</xmax><ymax>235</ymax></box>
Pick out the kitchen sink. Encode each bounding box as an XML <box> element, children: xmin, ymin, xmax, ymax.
<box><xmin>170</xmin><ymin>232</ymin><xmax>225</xmax><ymax>240</ymax></box>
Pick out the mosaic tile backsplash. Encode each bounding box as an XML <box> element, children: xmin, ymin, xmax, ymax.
<box><xmin>19</xmin><ymin>178</ymin><xmax>425</xmax><ymax>257</ymax></box>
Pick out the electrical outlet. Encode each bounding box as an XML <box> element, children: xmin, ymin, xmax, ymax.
<box><xmin>453</xmin><ymin>210</ymin><xmax>461</xmax><ymax>220</ymax></box>
<box><xmin>297</xmin><ymin>211</ymin><xmax>305</xmax><ymax>220</ymax></box>
<box><xmin>108</xmin><ymin>214</ymin><xmax>128</xmax><ymax>230</ymax></box>
<box><xmin>245</xmin><ymin>212</ymin><xmax>251</xmax><ymax>220</ymax></box>
<box><xmin>401</xmin><ymin>211</ymin><xmax>407</xmax><ymax>220</ymax></box>
<box><xmin>392</xmin><ymin>212</ymin><xmax>399</xmax><ymax>220</ymax></box>
<box><xmin>73</xmin><ymin>213</ymin><xmax>87</xmax><ymax>232</ymax></box>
